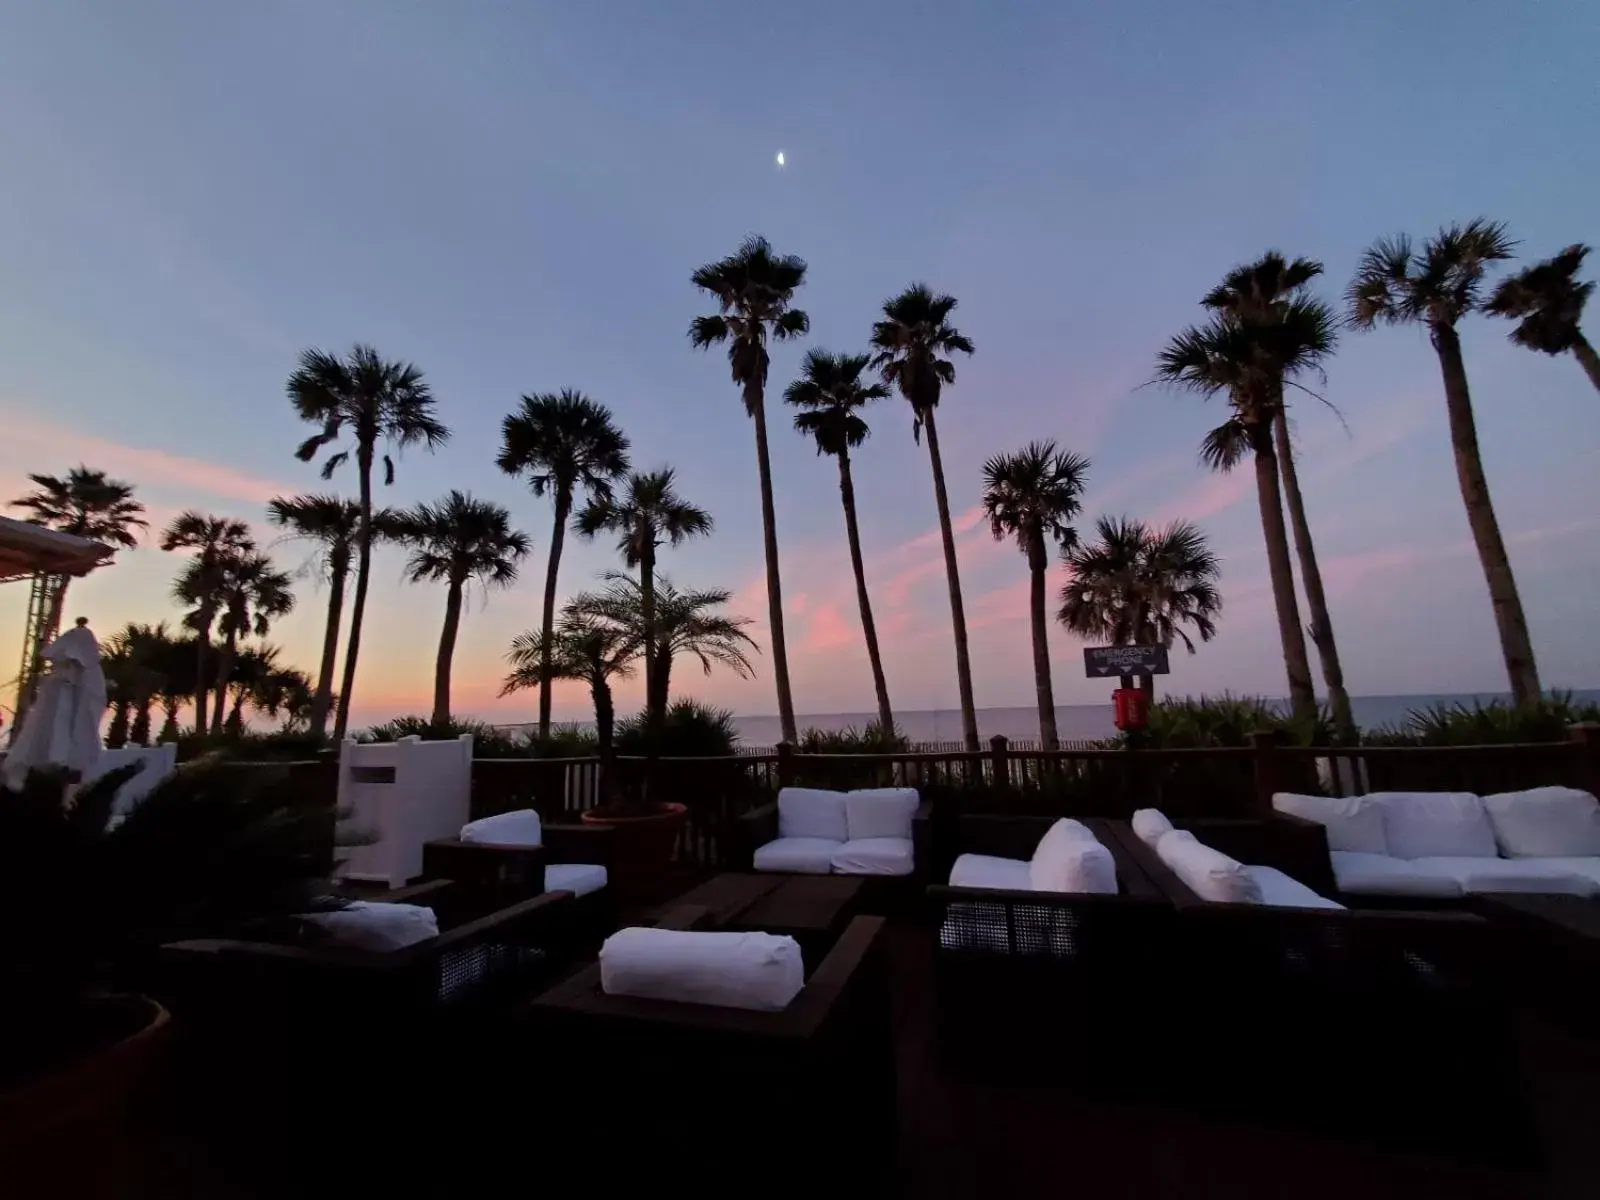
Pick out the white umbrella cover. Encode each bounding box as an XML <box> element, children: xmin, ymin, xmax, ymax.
<box><xmin>3</xmin><ymin>620</ymin><xmax>106</xmax><ymax>790</ymax></box>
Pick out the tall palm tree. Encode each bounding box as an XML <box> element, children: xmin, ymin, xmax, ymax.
<box><xmin>1349</xmin><ymin>220</ymin><xmax>1541</xmax><ymax>704</ymax></box>
<box><xmin>503</xmin><ymin>613</ymin><xmax>638</xmax><ymax>766</ymax></box>
<box><xmin>1486</xmin><ymin>243</ymin><xmax>1600</xmax><ymax>393</ymax></box>
<box><xmin>288</xmin><ymin>344</ymin><xmax>450</xmax><ymax>737</ymax></box>
<box><xmin>690</xmin><ymin>236</ymin><xmax>809</xmax><ymax>743</ymax></box>
<box><xmin>497</xmin><ymin>390</ymin><xmax>631</xmax><ymax>741</ymax></box>
<box><xmin>577</xmin><ymin>469</ymin><xmax>712</xmax><ymax>748</ymax></box>
<box><xmin>265</xmin><ymin>494</ymin><xmax>371</xmax><ymax>740</ymax></box>
<box><xmin>207</xmin><ymin>552</ymin><xmax>295</xmax><ymax>734</ymax></box>
<box><xmin>1201</xmin><ymin>252</ymin><xmax>1353</xmax><ymax>733</ymax></box>
<box><xmin>981</xmin><ymin>441</ymin><xmax>1089</xmax><ymax>749</ymax></box>
<box><xmin>393</xmin><ymin>491</ymin><xmax>531</xmax><ymax>726</ymax></box>
<box><xmin>870</xmin><ymin>284</ymin><xmax>981</xmax><ymax>750</ymax></box>
<box><xmin>1060</xmin><ymin>516</ymin><xmax>1222</xmax><ymax>698</ymax></box>
<box><xmin>1157</xmin><ymin>297</ymin><xmax>1331</xmax><ymax>722</ymax></box>
<box><xmin>159</xmin><ymin>512</ymin><xmax>254</xmax><ymax>735</ymax></box>
<box><xmin>783</xmin><ymin>349</ymin><xmax>896</xmax><ymax>733</ymax></box>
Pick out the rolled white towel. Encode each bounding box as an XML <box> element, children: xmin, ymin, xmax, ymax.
<box><xmin>599</xmin><ymin>926</ymin><xmax>804</xmax><ymax>1012</ymax></box>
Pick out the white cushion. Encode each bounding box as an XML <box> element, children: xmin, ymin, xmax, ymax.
<box><xmin>600</xmin><ymin>926</ymin><xmax>804</xmax><ymax>1012</ymax></box>
<box><xmin>1407</xmin><ymin>857</ymin><xmax>1597</xmax><ymax>897</ymax></box>
<box><xmin>460</xmin><ymin>808</ymin><xmax>542</xmax><ymax>847</ymax></box>
<box><xmin>830</xmin><ymin>836</ymin><xmax>914</xmax><ymax>876</ymax></box>
<box><xmin>305</xmin><ymin>901</ymin><xmax>439</xmax><ymax>952</ymax></box>
<box><xmin>1329</xmin><ymin>851</ymin><xmax>1465</xmax><ymax>899</ymax></box>
<box><xmin>948</xmin><ymin>853</ymin><xmax>1032</xmax><ymax>891</ymax></box>
<box><xmin>1245</xmin><ymin>865</ymin><xmax>1345</xmax><ymax>910</ymax></box>
<box><xmin>1483</xmin><ymin>787</ymin><xmax>1600</xmax><ymax>858</ymax></box>
<box><xmin>1155</xmin><ymin>830</ymin><xmax>1263</xmax><ymax>904</ymax></box>
<box><xmin>776</xmin><ymin>787</ymin><xmax>849</xmax><ymax>842</ymax></box>
<box><xmin>1374</xmin><ymin>792</ymin><xmax>1497</xmax><ymax>859</ymax></box>
<box><xmin>844</xmin><ymin>787</ymin><xmax>919</xmax><ymax>841</ymax></box>
<box><xmin>1518</xmin><ymin>857</ymin><xmax>1600</xmax><ymax>889</ymax></box>
<box><xmin>752</xmin><ymin>836</ymin><xmax>841</xmax><ymax>874</ymax></box>
<box><xmin>546</xmin><ymin>863</ymin><xmax>608</xmax><ymax>897</ymax></box>
<box><xmin>1131</xmin><ymin>808</ymin><xmax>1174</xmax><ymax>848</ymax></box>
<box><xmin>1272</xmin><ymin>792</ymin><xmax>1389</xmax><ymax>855</ymax></box>
<box><xmin>1028</xmin><ymin>819</ymin><xmax>1117</xmax><ymax>894</ymax></box>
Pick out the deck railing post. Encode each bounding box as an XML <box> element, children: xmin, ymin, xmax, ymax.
<box><xmin>776</xmin><ymin>741</ymin><xmax>796</xmax><ymax>788</ymax></box>
<box><xmin>1249</xmin><ymin>729</ymin><xmax>1281</xmax><ymax>813</ymax></box>
<box><xmin>1569</xmin><ymin>723</ymin><xmax>1600</xmax><ymax>797</ymax></box>
<box><xmin>989</xmin><ymin>734</ymin><xmax>1010</xmax><ymax>790</ymax></box>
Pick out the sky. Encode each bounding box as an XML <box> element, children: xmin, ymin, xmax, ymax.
<box><xmin>2</xmin><ymin>1</ymin><xmax>1598</xmax><ymax>731</ymax></box>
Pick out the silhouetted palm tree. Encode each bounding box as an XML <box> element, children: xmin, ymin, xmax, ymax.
<box><xmin>503</xmin><ymin>613</ymin><xmax>638</xmax><ymax>766</ymax></box>
<box><xmin>784</xmin><ymin>349</ymin><xmax>896</xmax><ymax>733</ymax></box>
<box><xmin>1201</xmin><ymin>252</ymin><xmax>1353</xmax><ymax>733</ymax></box>
<box><xmin>1349</xmin><ymin>220</ymin><xmax>1541</xmax><ymax>704</ymax></box>
<box><xmin>103</xmin><ymin>622</ymin><xmax>170</xmax><ymax>746</ymax></box>
<box><xmin>1060</xmin><ymin>516</ymin><xmax>1222</xmax><ymax>699</ymax></box>
<box><xmin>207</xmin><ymin>552</ymin><xmax>295</xmax><ymax>734</ymax></box>
<box><xmin>982</xmin><ymin>441</ymin><xmax>1089</xmax><ymax>749</ymax></box>
<box><xmin>871</xmin><ymin>284</ymin><xmax>980</xmax><ymax>750</ymax></box>
<box><xmin>1486</xmin><ymin>243</ymin><xmax>1600</xmax><ymax>393</ymax></box>
<box><xmin>690</xmin><ymin>236</ymin><xmax>809</xmax><ymax>743</ymax></box>
<box><xmin>160</xmin><ymin>512</ymin><xmax>254</xmax><ymax>735</ymax></box>
<box><xmin>289</xmin><ymin>345</ymin><xmax>449</xmax><ymax>736</ymax></box>
<box><xmin>577</xmin><ymin>469</ymin><xmax>712</xmax><ymax>747</ymax></box>
<box><xmin>393</xmin><ymin>491</ymin><xmax>531</xmax><ymax>725</ymax></box>
<box><xmin>498</xmin><ymin>390</ymin><xmax>631</xmax><ymax>740</ymax></box>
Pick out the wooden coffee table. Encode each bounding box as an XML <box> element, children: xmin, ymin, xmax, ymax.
<box><xmin>664</xmin><ymin>873</ymin><xmax>864</xmax><ymax>965</ymax></box>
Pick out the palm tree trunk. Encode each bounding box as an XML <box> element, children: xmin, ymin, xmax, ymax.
<box><xmin>593</xmin><ymin>677</ymin><xmax>615</xmax><ymax>762</ymax></box>
<box><xmin>107</xmin><ymin>701</ymin><xmax>132</xmax><ymax>748</ymax></box>
<box><xmin>1026</xmin><ymin>535</ymin><xmax>1060</xmax><ymax>750</ymax></box>
<box><xmin>131</xmin><ymin>700</ymin><xmax>153</xmax><ymax>746</ymax></box>
<box><xmin>921</xmin><ymin>408</ymin><xmax>981</xmax><ymax>751</ymax></box>
<box><xmin>1273</xmin><ymin>406</ymin><xmax>1354</xmax><ymax>735</ymax></box>
<box><xmin>335</xmin><ymin>451</ymin><xmax>375</xmax><ymax>739</ymax></box>
<box><xmin>1572</xmin><ymin>333</ymin><xmax>1600</xmax><ymax>394</ymax></box>
<box><xmin>43</xmin><ymin>577</ymin><xmax>70</xmax><ymax>643</ymax></box>
<box><xmin>158</xmin><ymin>698</ymin><xmax>180</xmax><ymax>743</ymax></box>
<box><xmin>746</xmin><ymin>381</ymin><xmax>798</xmax><ymax>743</ymax></box>
<box><xmin>653</xmin><ymin>646</ymin><xmax>672</xmax><ymax>717</ymax></box>
<box><xmin>211</xmin><ymin>629</ymin><xmax>237</xmax><ymax>734</ymax></box>
<box><xmin>640</xmin><ymin>538</ymin><xmax>660</xmax><ymax>750</ymax></box>
<box><xmin>226</xmin><ymin>691</ymin><xmax>246</xmax><ymax>736</ymax></box>
<box><xmin>837</xmin><ymin>448</ymin><xmax>895</xmax><ymax>734</ymax></box>
<box><xmin>1251</xmin><ymin>429</ymin><xmax>1318</xmax><ymax>722</ymax></box>
<box><xmin>192</xmin><ymin>619</ymin><xmax>212</xmax><ymax>735</ymax></box>
<box><xmin>308</xmin><ymin>552</ymin><xmax>346</xmax><ymax>740</ymax></box>
<box><xmin>1430</xmin><ymin>324</ymin><xmax>1542</xmax><ymax>704</ymax></box>
<box><xmin>538</xmin><ymin>490</ymin><xmax>572</xmax><ymax>741</ymax></box>
<box><xmin>432</xmin><ymin>577</ymin><xmax>464</xmax><ymax>726</ymax></box>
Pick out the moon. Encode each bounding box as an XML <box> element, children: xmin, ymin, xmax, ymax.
<box><xmin>775</xmin><ymin>150</ymin><xmax>786</xmax><ymax>168</ymax></box>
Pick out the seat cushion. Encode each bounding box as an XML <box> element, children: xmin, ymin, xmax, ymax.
<box><xmin>1483</xmin><ymin>787</ymin><xmax>1600</xmax><ymax>858</ymax></box>
<box><xmin>752</xmin><ymin>836</ymin><xmax>842</xmax><ymax>875</ymax></box>
<box><xmin>1520</xmin><ymin>857</ymin><xmax>1600</xmax><ymax>889</ymax></box>
<box><xmin>460</xmin><ymin>808</ymin><xmax>542</xmax><ymax>847</ymax></box>
<box><xmin>546</xmin><ymin>863</ymin><xmax>608</xmax><ymax>897</ymax></box>
<box><xmin>304</xmin><ymin>901</ymin><xmax>439</xmax><ymax>952</ymax></box>
<box><xmin>600</xmin><ymin>926</ymin><xmax>803</xmax><ymax>1012</ymax></box>
<box><xmin>1329</xmin><ymin>851</ymin><xmax>1465</xmax><ymax>899</ymax></box>
<box><xmin>776</xmin><ymin>787</ymin><xmax>849</xmax><ymax>842</ymax></box>
<box><xmin>1245</xmin><ymin>864</ymin><xmax>1345</xmax><ymax>910</ymax></box>
<box><xmin>1156</xmin><ymin>830</ymin><xmax>1263</xmax><ymax>904</ymax></box>
<box><xmin>1273</xmin><ymin>792</ymin><xmax>1389</xmax><ymax>855</ymax></box>
<box><xmin>844</xmin><ymin>787</ymin><xmax>919</xmax><ymax>841</ymax></box>
<box><xmin>1374</xmin><ymin>792</ymin><xmax>1498</xmax><ymax>860</ymax></box>
<box><xmin>830</xmin><ymin>836</ymin><xmax>914</xmax><ymax>877</ymax></box>
<box><xmin>1407</xmin><ymin>856</ymin><xmax>1597</xmax><ymax>897</ymax></box>
<box><xmin>949</xmin><ymin>853</ymin><xmax>1033</xmax><ymax>891</ymax></box>
<box><xmin>1131</xmin><ymin>808</ymin><xmax>1174</xmax><ymax>848</ymax></box>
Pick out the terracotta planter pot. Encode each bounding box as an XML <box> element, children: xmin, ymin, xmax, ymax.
<box><xmin>581</xmin><ymin>801</ymin><xmax>688</xmax><ymax>904</ymax></box>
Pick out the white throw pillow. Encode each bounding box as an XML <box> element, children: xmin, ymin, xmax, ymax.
<box><xmin>460</xmin><ymin>808</ymin><xmax>543</xmax><ymax>847</ymax></box>
<box><xmin>1155</xmin><ymin>830</ymin><xmax>1263</xmax><ymax>904</ymax></box>
<box><xmin>776</xmin><ymin>787</ymin><xmax>849</xmax><ymax>842</ymax></box>
<box><xmin>844</xmin><ymin>787</ymin><xmax>919</xmax><ymax>841</ymax></box>
<box><xmin>1130</xmin><ymin>808</ymin><xmax>1175</xmax><ymax>847</ymax></box>
<box><xmin>1483</xmin><ymin>787</ymin><xmax>1600</xmax><ymax>858</ymax></box>
<box><xmin>1374</xmin><ymin>792</ymin><xmax>1497</xmax><ymax>860</ymax></box>
<box><xmin>1028</xmin><ymin>819</ymin><xmax>1117</xmax><ymax>894</ymax></box>
<box><xmin>305</xmin><ymin>901</ymin><xmax>440</xmax><ymax>952</ymax></box>
<box><xmin>600</xmin><ymin>926</ymin><xmax>804</xmax><ymax>1012</ymax></box>
<box><xmin>1272</xmin><ymin>792</ymin><xmax>1389</xmax><ymax>855</ymax></box>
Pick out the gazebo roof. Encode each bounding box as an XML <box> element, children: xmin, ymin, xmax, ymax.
<box><xmin>0</xmin><ymin>515</ymin><xmax>112</xmax><ymax>584</ymax></box>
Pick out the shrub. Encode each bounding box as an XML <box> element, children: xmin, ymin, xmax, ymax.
<box><xmin>1131</xmin><ymin>693</ymin><xmax>1335</xmax><ymax>748</ymax></box>
<box><xmin>359</xmin><ymin>714</ymin><xmax>528</xmax><ymax>758</ymax></box>
<box><xmin>525</xmin><ymin>722</ymin><xmax>600</xmax><ymax>759</ymax></box>
<box><xmin>1364</xmin><ymin>692</ymin><xmax>1600</xmax><ymax>746</ymax></box>
<box><xmin>796</xmin><ymin>721</ymin><xmax>910</xmax><ymax>754</ymax></box>
<box><xmin>614</xmin><ymin>699</ymin><xmax>740</xmax><ymax>757</ymax></box>
<box><xmin>173</xmin><ymin>728</ymin><xmax>331</xmax><ymax>763</ymax></box>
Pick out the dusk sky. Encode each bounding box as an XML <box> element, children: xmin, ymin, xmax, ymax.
<box><xmin>3</xmin><ymin>1</ymin><xmax>1597</xmax><ymax>731</ymax></box>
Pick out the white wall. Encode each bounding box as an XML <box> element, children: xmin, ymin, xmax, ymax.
<box><xmin>336</xmin><ymin>735</ymin><xmax>474</xmax><ymax>888</ymax></box>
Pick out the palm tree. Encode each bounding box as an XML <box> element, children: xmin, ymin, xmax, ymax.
<box><xmin>266</xmin><ymin>494</ymin><xmax>368</xmax><ymax>740</ymax></box>
<box><xmin>288</xmin><ymin>344</ymin><xmax>450</xmax><ymax>737</ymax></box>
<box><xmin>1060</xmin><ymin>516</ymin><xmax>1222</xmax><ymax>698</ymax></box>
<box><xmin>393</xmin><ymin>491</ymin><xmax>531</xmax><ymax>726</ymax></box>
<box><xmin>783</xmin><ymin>349</ymin><xmax>896</xmax><ymax>733</ymax></box>
<box><xmin>207</xmin><ymin>552</ymin><xmax>295</xmax><ymax>733</ymax></box>
<box><xmin>1201</xmin><ymin>252</ymin><xmax>1353</xmax><ymax>734</ymax></box>
<box><xmin>102</xmin><ymin>622</ymin><xmax>171</xmax><ymax>746</ymax></box>
<box><xmin>870</xmin><ymin>284</ymin><xmax>980</xmax><ymax>750</ymax></box>
<box><xmin>152</xmin><ymin>632</ymin><xmax>201</xmax><ymax>741</ymax></box>
<box><xmin>577</xmin><ymin>469</ymin><xmax>712</xmax><ymax>748</ymax></box>
<box><xmin>9</xmin><ymin>465</ymin><xmax>147</xmax><ymax>659</ymax></box>
<box><xmin>690</xmin><ymin>236</ymin><xmax>809</xmax><ymax>743</ymax></box>
<box><xmin>1157</xmin><ymin>297</ymin><xmax>1331</xmax><ymax>722</ymax></box>
<box><xmin>571</xmin><ymin>573</ymin><xmax>758</xmax><ymax>717</ymax></box>
<box><xmin>1349</xmin><ymin>221</ymin><xmax>1541</xmax><ymax>704</ymax></box>
<box><xmin>222</xmin><ymin>644</ymin><xmax>283</xmax><ymax>735</ymax></box>
<box><xmin>1486</xmin><ymin>244</ymin><xmax>1600</xmax><ymax>392</ymax></box>
<box><xmin>159</xmin><ymin>512</ymin><xmax>254</xmax><ymax>735</ymax></box>
<box><xmin>981</xmin><ymin>441</ymin><xmax>1089</xmax><ymax>749</ymax></box>
<box><xmin>503</xmin><ymin>613</ymin><xmax>638</xmax><ymax>766</ymax></box>
<box><xmin>497</xmin><ymin>390</ymin><xmax>631</xmax><ymax>741</ymax></box>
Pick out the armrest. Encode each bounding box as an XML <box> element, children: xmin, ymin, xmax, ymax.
<box><xmin>542</xmin><ymin>823</ymin><xmax>616</xmax><ymax>867</ymax></box>
<box><xmin>912</xmin><ymin>798</ymin><xmax>938</xmax><ymax>883</ymax></box>
<box><xmin>781</xmin><ymin>915</ymin><xmax>887</xmax><ymax>1037</ymax></box>
<box><xmin>737</xmin><ymin>802</ymin><xmax>780</xmax><ymax>865</ymax></box>
<box><xmin>365</xmin><ymin>878</ymin><xmax>456</xmax><ymax>905</ymax></box>
<box><xmin>421</xmin><ymin>838</ymin><xmax>548</xmax><ymax>894</ymax></box>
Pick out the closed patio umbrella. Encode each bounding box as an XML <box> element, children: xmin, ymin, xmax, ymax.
<box><xmin>2</xmin><ymin>619</ymin><xmax>106</xmax><ymax>790</ymax></box>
